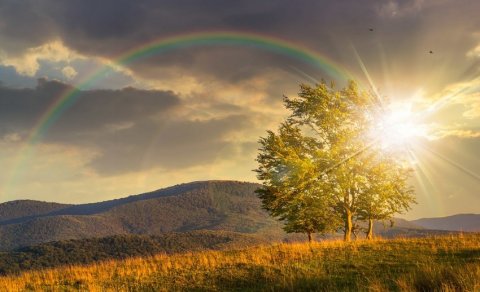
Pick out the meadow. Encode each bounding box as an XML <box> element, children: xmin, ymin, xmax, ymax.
<box><xmin>0</xmin><ymin>233</ymin><xmax>478</xmax><ymax>291</ymax></box>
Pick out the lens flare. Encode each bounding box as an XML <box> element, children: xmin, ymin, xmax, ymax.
<box><xmin>374</xmin><ymin>102</ymin><xmax>427</xmax><ymax>150</ymax></box>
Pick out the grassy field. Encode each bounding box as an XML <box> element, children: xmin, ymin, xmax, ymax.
<box><xmin>0</xmin><ymin>233</ymin><xmax>478</xmax><ymax>291</ymax></box>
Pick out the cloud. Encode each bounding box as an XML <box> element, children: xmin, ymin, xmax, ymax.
<box><xmin>0</xmin><ymin>79</ymin><xmax>183</xmax><ymax>171</ymax></box>
<box><xmin>375</xmin><ymin>0</ymin><xmax>427</xmax><ymax>18</ymax></box>
<box><xmin>2</xmin><ymin>0</ymin><xmax>479</xmax><ymax>93</ymax></box>
<box><xmin>61</xmin><ymin>66</ymin><xmax>77</xmax><ymax>79</ymax></box>
<box><xmin>0</xmin><ymin>40</ymin><xmax>144</xmax><ymax>90</ymax></box>
<box><xmin>0</xmin><ymin>79</ymin><xmax>178</xmax><ymax>135</ymax></box>
<box><xmin>467</xmin><ymin>44</ymin><xmax>480</xmax><ymax>58</ymax></box>
<box><xmin>428</xmin><ymin>78</ymin><xmax>480</xmax><ymax>120</ymax></box>
<box><xmin>428</xmin><ymin>129</ymin><xmax>480</xmax><ymax>140</ymax></box>
<box><xmin>462</xmin><ymin>94</ymin><xmax>480</xmax><ymax>119</ymax></box>
<box><xmin>0</xmin><ymin>79</ymin><xmax>268</xmax><ymax>175</ymax></box>
<box><xmin>1</xmin><ymin>133</ymin><xmax>21</xmax><ymax>143</ymax></box>
<box><xmin>88</xmin><ymin>114</ymin><xmax>252</xmax><ymax>175</ymax></box>
<box><xmin>0</xmin><ymin>0</ymin><xmax>372</xmax><ymax>85</ymax></box>
<box><xmin>0</xmin><ymin>41</ymin><xmax>83</xmax><ymax>76</ymax></box>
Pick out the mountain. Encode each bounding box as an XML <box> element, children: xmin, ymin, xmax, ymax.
<box><xmin>412</xmin><ymin>214</ymin><xmax>480</xmax><ymax>232</ymax></box>
<box><xmin>0</xmin><ymin>181</ymin><xmax>290</xmax><ymax>250</ymax></box>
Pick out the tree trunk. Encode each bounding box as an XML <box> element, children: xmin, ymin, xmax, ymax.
<box><xmin>344</xmin><ymin>209</ymin><xmax>352</xmax><ymax>242</ymax></box>
<box><xmin>307</xmin><ymin>231</ymin><xmax>312</xmax><ymax>243</ymax></box>
<box><xmin>366</xmin><ymin>218</ymin><xmax>374</xmax><ymax>240</ymax></box>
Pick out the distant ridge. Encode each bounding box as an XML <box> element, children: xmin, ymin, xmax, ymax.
<box><xmin>412</xmin><ymin>214</ymin><xmax>480</xmax><ymax>232</ymax></box>
<box><xmin>0</xmin><ymin>200</ymin><xmax>71</xmax><ymax>223</ymax></box>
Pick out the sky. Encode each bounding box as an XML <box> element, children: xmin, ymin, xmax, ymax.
<box><xmin>0</xmin><ymin>0</ymin><xmax>479</xmax><ymax>219</ymax></box>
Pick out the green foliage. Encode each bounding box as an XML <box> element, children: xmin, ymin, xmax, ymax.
<box><xmin>256</xmin><ymin>81</ymin><xmax>416</xmax><ymax>241</ymax></box>
<box><xmin>256</xmin><ymin>121</ymin><xmax>339</xmax><ymax>239</ymax></box>
<box><xmin>356</xmin><ymin>156</ymin><xmax>416</xmax><ymax>221</ymax></box>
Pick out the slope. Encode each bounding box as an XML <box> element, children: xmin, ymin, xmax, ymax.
<box><xmin>0</xmin><ymin>234</ymin><xmax>478</xmax><ymax>291</ymax></box>
<box><xmin>0</xmin><ymin>181</ymin><xmax>286</xmax><ymax>250</ymax></box>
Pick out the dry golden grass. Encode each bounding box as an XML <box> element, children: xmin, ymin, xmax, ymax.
<box><xmin>0</xmin><ymin>233</ymin><xmax>479</xmax><ymax>291</ymax></box>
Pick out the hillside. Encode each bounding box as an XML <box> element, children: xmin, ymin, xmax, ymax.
<box><xmin>412</xmin><ymin>214</ymin><xmax>480</xmax><ymax>232</ymax></box>
<box><xmin>0</xmin><ymin>181</ymin><xmax>289</xmax><ymax>250</ymax></box>
<box><xmin>0</xmin><ymin>234</ymin><xmax>478</xmax><ymax>291</ymax></box>
<box><xmin>0</xmin><ymin>230</ymin><xmax>264</xmax><ymax>275</ymax></box>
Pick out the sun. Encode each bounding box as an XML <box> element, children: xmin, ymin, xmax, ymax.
<box><xmin>374</xmin><ymin>102</ymin><xmax>426</xmax><ymax>150</ymax></box>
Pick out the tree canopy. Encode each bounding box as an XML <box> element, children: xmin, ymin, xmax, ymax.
<box><xmin>255</xmin><ymin>81</ymin><xmax>416</xmax><ymax>241</ymax></box>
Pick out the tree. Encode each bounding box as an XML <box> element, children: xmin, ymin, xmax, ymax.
<box><xmin>256</xmin><ymin>122</ymin><xmax>341</xmax><ymax>241</ymax></box>
<box><xmin>255</xmin><ymin>81</ymin><xmax>415</xmax><ymax>241</ymax></box>
<box><xmin>356</xmin><ymin>156</ymin><xmax>416</xmax><ymax>239</ymax></box>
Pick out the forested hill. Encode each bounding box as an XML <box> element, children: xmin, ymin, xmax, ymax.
<box><xmin>0</xmin><ymin>230</ymin><xmax>264</xmax><ymax>275</ymax></box>
<box><xmin>0</xmin><ymin>181</ymin><xmax>287</xmax><ymax>250</ymax></box>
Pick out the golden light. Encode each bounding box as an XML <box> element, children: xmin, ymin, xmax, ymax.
<box><xmin>374</xmin><ymin>102</ymin><xmax>427</xmax><ymax>150</ymax></box>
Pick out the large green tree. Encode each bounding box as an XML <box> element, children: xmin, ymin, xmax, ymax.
<box><xmin>255</xmin><ymin>81</ymin><xmax>415</xmax><ymax>241</ymax></box>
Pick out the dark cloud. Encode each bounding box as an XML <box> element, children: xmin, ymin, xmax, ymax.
<box><xmin>1</xmin><ymin>0</ymin><xmax>478</xmax><ymax>87</ymax></box>
<box><xmin>88</xmin><ymin>114</ymin><xmax>251</xmax><ymax>174</ymax></box>
<box><xmin>0</xmin><ymin>0</ymin><xmax>402</xmax><ymax>81</ymax></box>
<box><xmin>0</xmin><ymin>79</ymin><xmax>179</xmax><ymax>137</ymax></box>
<box><xmin>0</xmin><ymin>79</ymin><xmax>253</xmax><ymax>175</ymax></box>
<box><xmin>54</xmin><ymin>0</ymin><xmax>146</xmax><ymax>39</ymax></box>
<box><xmin>0</xmin><ymin>0</ymin><xmax>55</xmax><ymax>53</ymax></box>
<box><xmin>127</xmin><ymin>47</ymin><xmax>313</xmax><ymax>84</ymax></box>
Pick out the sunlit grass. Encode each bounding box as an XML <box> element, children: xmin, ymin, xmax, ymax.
<box><xmin>0</xmin><ymin>234</ymin><xmax>478</xmax><ymax>291</ymax></box>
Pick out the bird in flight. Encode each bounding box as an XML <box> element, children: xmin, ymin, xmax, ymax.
<box><xmin>429</xmin><ymin>50</ymin><xmax>434</xmax><ymax>54</ymax></box>
<box><xmin>369</xmin><ymin>28</ymin><xmax>374</xmax><ymax>31</ymax></box>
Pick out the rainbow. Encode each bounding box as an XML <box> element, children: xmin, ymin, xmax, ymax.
<box><xmin>31</xmin><ymin>31</ymin><xmax>352</xmax><ymax>145</ymax></box>
<box><xmin>5</xmin><ymin>30</ymin><xmax>353</xmax><ymax>197</ymax></box>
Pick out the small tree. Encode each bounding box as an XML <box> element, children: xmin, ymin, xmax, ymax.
<box><xmin>356</xmin><ymin>157</ymin><xmax>416</xmax><ymax>239</ymax></box>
